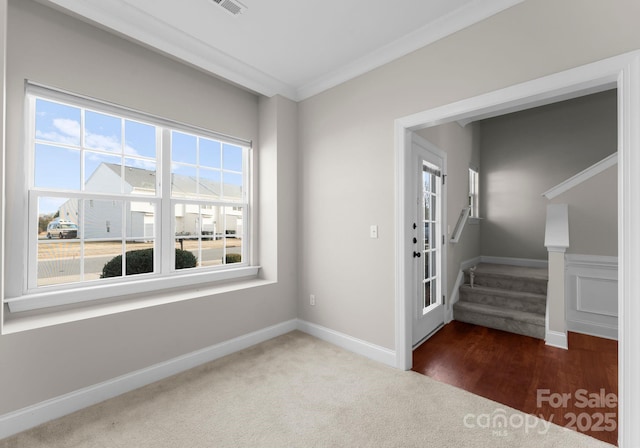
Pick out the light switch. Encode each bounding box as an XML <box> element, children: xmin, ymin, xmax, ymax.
<box><xmin>370</xmin><ymin>225</ymin><xmax>378</xmax><ymax>239</ymax></box>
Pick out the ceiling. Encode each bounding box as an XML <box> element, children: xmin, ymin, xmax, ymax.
<box><xmin>37</xmin><ymin>0</ymin><xmax>524</xmax><ymax>101</ymax></box>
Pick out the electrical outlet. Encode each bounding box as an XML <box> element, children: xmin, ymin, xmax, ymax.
<box><xmin>370</xmin><ymin>225</ymin><xmax>378</xmax><ymax>239</ymax></box>
<box><xmin>310</xmin><ymin>294</ymin><xmax>316</xmax><ymax>306</ymax></box>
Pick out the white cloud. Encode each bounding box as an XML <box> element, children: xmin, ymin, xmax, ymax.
<box><xmin>35</xmin><ymin>118</ymin><xmax>81</xmax><ymax>145</ymax></box>
<box><xmin>54</xmin><ymin>118</ymin><xmax>80</xmax><ymax>138</ymax></box>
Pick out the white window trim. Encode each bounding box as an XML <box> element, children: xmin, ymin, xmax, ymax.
<box><xmin>5</xmin><ymin>82</ymin><xmax>258</xmax><ymax>314</ymax></box>
<box><xmin>468</xmin><ymin>166</ymin><xmax>480</xmax><ymax>221</ymax></box>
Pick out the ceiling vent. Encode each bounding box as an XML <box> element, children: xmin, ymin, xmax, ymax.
<box><xmin>211</xmin><ymin>0</ymin><xmax>247</xmax><ymax>16</ymax></box>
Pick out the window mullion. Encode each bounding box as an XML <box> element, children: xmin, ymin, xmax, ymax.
<box><xmin>161</xmin><ymin>128</ymin><xmax>172</xmax><ymax>274</ymax></box>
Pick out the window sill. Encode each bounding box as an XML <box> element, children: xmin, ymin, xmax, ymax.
<box><xmin>3</xmin><ymin>268</ymin><xmax>269</xmax><ymax>334</ymax></box>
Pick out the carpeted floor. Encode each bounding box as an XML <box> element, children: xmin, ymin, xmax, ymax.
<box><xmin>0</xmin><ymin>331</ymin><xmax>614</xmax><ymax>447</ymax></box>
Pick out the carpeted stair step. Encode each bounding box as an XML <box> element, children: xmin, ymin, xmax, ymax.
<box><xmin>453</xmin><ymin>301</ymin><xmax>545</xmax><ymax>339</ymax></box>
<box><xmin>465</xmin><ymin>263</ymin><xmax>548</xmax><ymax>295</ymax></box>
<box><xmin>458</xmin><ymin>285</ymin><xmax>546</xmax><ymax>314</ymax></box>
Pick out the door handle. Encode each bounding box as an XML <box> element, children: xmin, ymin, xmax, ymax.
<box><xmin>413</xmin><ymin>251</ymin><xmax>421</xmax><ymax>258</ymax></box>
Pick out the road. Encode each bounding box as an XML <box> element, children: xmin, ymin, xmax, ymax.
<box><xmin>37</xmin><ymin>244</ymin><xmax>242</xmax><ymax>285</ymax></box>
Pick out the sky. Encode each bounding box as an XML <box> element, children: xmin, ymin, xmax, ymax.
<box><xmin>34</xmin><ymin>98</ymin><xmax>243</xmax><ymax>215</ymax></box>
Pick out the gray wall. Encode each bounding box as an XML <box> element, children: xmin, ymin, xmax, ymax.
<box><xmin>478</xmin><ymin>90</ymin><xmax>617</xmax><ymax>260</ymax></box>
<box><xmin>550</xmin><ymin>166</ymin><xmax>617</xmax><ymax>256</ymax></box>
<box><xmin>0</xmin><ymin>0</ymin><xmax>297</xmax><ymax>415</ymax></box>
<box><xmin>298</xmin><ymin>0</ymin><xmax>639</xmax><ymax>350</ymax></box>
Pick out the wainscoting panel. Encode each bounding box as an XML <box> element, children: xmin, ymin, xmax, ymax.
<box><xmin>565</xmin><ymin>254</ymin><xmax>617</xmax><ymax>340</ymax></box>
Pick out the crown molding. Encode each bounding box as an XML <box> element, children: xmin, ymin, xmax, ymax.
<box><xmin>295</xmin><ymin>0</ymin><xmax>525</xmax><ymax>100</ymax></box>
<box><xmin>36</xmin><ymin>0</ymin><xmax>297</xmax><ymax>99</ymax></box>
<box><xmin>37</xmin><ymin>0</ymin><xmax>524</xmax><ymax>102</ymax></box>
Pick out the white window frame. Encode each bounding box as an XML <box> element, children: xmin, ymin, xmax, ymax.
<box><xmin>5</xmin><ymin>83</ymin><xmax>258</xmax><ymax>313</ymax></box>
<box><xmin>468</xmin><ymin>167</ymin><xmax>480</xmax><ymax>219</ymax></box>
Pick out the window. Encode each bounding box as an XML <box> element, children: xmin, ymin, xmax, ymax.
<box><xmin>468</xmin><ymin>167</ymin><xmax>479</xmax><ymax>218</ymax></box>
<box><xmin>6</xmin><ymin>83</ymin><xmax>254</xmax><ymax>312</ymax></box>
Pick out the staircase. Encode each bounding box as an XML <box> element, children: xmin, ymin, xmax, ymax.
<box><xmin>453</xmin><ymin>263</ymin><xmax>548</xmax><ymax>339</ymax></box>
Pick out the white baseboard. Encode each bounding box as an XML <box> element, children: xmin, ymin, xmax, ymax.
<box><xmin>461</xmin><ymin>256</ymin><xmax>481</xmax><ymax>270</ymax></box>
<box><xmin>0</xmin><ymin>319</ymin><xmax>298</xmax><ymax>441</ymax></box>
<box><xmin>296</xmin><ymin>319</ymin><xmax>396</xmax><ymax>367</ymax></box>
<box><xmin>545</xmin><ymin>330</ymin><xmax>568</xmax><ymax>349</ymax></box>
<box><xmin>446</xmin><ymin>269</ymin><xmax>465</xmax><ymax>323</ymax></box>
<box><xmin>480</xmin><ymin>256</ymin><xmax>548</xmax><ymax>269</ymax></box>
<box><xmin>0</xmin><ymin>318</ymin><xmax>397</xmax><ymax>441</ymax></box>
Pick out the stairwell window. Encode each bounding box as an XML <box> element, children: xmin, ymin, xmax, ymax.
<box><xmin>5</xmin><ymin>83</ymin><xmax>255</xmax><ymax>313</ymax></box>
<box><xmin>468</xmin><ymin>167</ymin><xmax>480</xmax><ymax>219</ymax></box>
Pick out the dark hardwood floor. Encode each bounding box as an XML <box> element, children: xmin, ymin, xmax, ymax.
<box><xmin>412</xmin><ymin>321</ymin><xmax>618</xmax><ymax>445</ymax></box>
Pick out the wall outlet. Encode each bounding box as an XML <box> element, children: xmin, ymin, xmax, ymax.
<box><xmin>310</xmin><ymin>294</ymin><xmax>316</xmax><ymax>306</ymax></box>
<box><xmin>370</xmin><ymin>225</ymin><xmax>378</xmax><ymax>239</ymax></box>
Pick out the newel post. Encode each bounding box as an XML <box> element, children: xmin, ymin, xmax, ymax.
<box><xmin>544</xmin><ymin>204</ymin><xmax>569</xmax><ymax>349</ymax></box>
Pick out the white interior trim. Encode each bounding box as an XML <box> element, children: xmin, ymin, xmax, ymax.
<box><xmin>0</xmin><ymin>318</ymin><xmax>396</xmax><ymax>440</ymax></box>
<box><xmin>38</xmin><ymin>0</ymin><xmax>524</xmax><ymax>101</ymax></box>
<box><xmin>296</xmin><ymin>320</ymin><xmax>396</xmax><ymax>368</ymax></box>
<box><xmin>394</xmin><ymin>50</ymin><xmax>640</xmax><ymax>448</ymax></box>
<box><xmin>545</xmin><ymin>329</ymin><xmax>569</xmax><ymax>350</ymax></box>
<box><xmin>0</xmin><ymin>318</ymin><xmax>298</xmax><ymax>441</ymax></box>
<box><xmin>543</xmin><ymin>152</ymin><xmax>618</xmax><ymax>199</ymax></box>
<box><xmin>296</xmin><ymin>0</ymin><xmax>525</xmax><ymax>100</ymax></box>
<box><xmin>447</xmin><ymin>269</ymin><xmax>465</xmax><ymax>323</ymax></box>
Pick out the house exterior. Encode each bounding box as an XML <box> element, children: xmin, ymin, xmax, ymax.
<box><xmin>57</xmin><ymin>163</ymin><xmax>243</xmax><ymax>239</ymax></box>
<box><xmin>1</xmin><ymin>1</ymin><xmax>640</xmax><ymax>446</ymax></box>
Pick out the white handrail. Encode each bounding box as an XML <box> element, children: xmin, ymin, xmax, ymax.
<box><xmin>542</xmin><ymin>152</ymin><xmax>617</xmax><ymax>200</ymax></box>
<box><xmin>450</xmin><ymin>207</ymin><xmax>470</xmax><ymax>244</ymax></box>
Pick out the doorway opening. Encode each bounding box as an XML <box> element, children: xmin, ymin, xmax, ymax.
<box><xmin>394</xmin><ymin>50</ymin><xmax>640</xmax><ymax>447</ymax></box>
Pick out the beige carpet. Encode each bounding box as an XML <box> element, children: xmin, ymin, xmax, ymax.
<box><xmin>0</xmin><ymin>331</ymin><xmax>614</xmax><ymax>448</ymax></box>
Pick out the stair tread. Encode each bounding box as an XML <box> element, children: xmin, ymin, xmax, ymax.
<box><xmin>459</xmin><ymin>284</ymin><xmax>546</xmax><ymax>301</ymax></box>
<box><xmin>465</xmin><ymin>263</ymin><xmax>548</xmax><ymax>281</ymax></box>
<box><xmin>453</xmin><ymin>301</ymin><xmax>545</xmax><ymax>325</ymax></box>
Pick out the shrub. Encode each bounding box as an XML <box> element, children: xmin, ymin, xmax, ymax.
<box><xmin>225</xmin><ymin>253</ymin><xmax>242</xmax><ymax>264</ymax></box>
<box><xmin>101</xmin><ymin>248</ymin><xmax>197</xmax><ymax>278</ymax></box>
<box><xmin>175</xmin><ymin>249</ymin><xmax>198</xmax><ymax>270</ymax></box>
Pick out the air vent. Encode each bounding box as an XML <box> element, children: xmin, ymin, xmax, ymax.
<box><xmin>211</xmin><ymin>0</ymin><xmax>247</xmax><ymax>16</ymax></box>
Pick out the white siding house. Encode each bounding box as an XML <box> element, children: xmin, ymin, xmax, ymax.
<box><xmin>58</xmin><ymin>163</ymin><xmax>243</xmax><ymax>240</ymax></box>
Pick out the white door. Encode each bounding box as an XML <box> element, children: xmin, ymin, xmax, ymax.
<box><xmin>412</xmin><ymin>139</ymin><xmax>446</xmax><ymax>347</ymax></box>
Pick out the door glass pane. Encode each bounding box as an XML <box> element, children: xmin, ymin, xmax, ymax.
<box><xmin>424</xmin><ymin>281</ymin><xmax>432</xmax><ymax>309</ymax></box>
<box><xmin>424</xmin><ymin>251</ymin><xmax>430</xmax><ymax>279</ymax></box>
<box><xmin>424</xmin><ymin>193</ymin><xmax>431</xmax><ymax>221</ymax></box>
<box><xmin>431</xmin><ymin>251</ymin><xmax>437</xmax><ymax>278</ymax></box>
<box><xmin>424</xmin><ymin>222</ymin><xmax>430</xmax><ymax>250</ymax></box>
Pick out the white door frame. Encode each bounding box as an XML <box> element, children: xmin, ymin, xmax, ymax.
<box><xmin>394</xmin><ymin>50</ymin><xmax>640</xmax><ymax>447</ymax></box>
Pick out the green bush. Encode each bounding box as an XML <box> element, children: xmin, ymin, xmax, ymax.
<box><xmin>101</xmin><ymin>248</ymin><xmax>197</xmax><ymax>278</ymax></box>
<box><xmin>225</xmin><ymin>253</ymin><xmax>242</xmax><ymax>264</ymax></box>
<box><xmin>176</xmin><ymin>248</ymin><xmax>198</xmax><ymax>270</ymax></box>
